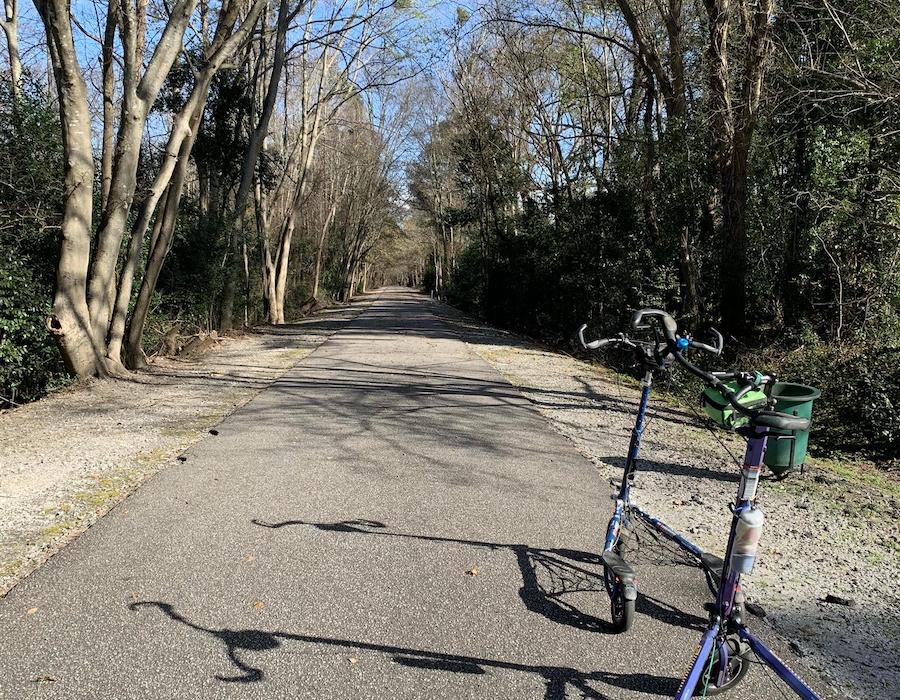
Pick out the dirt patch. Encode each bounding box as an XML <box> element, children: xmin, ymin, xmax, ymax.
<box><xmin>434</xmin><ymin>301</ymin><xmax>898</xmax><ymax>700</ymax></box>
<box><xmin>0</xmin><ymin>299</ymin><xmax>372</xmax><ymax>596</ymax></box>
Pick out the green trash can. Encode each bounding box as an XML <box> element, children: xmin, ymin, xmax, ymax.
<box><xmin>763</xmin><ymin>382</ymin><xmax>820</xmax><ymax>476</ymax></box>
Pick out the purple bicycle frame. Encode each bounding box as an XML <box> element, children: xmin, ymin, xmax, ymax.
<box><xmin>603</xmin><ymin>371</ymin><xmax>707</xmax><ymax>564</ymax></box>
<box><xmin>673</xmin><ymin>427</ymin><xmax>822</xmax><ymax>699</ymax></box>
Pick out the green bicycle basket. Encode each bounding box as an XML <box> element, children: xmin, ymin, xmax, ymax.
<box><xmin>701</xmin><ymin>381</ymin><xmax>768</xmax><ymax>430</ymax></box>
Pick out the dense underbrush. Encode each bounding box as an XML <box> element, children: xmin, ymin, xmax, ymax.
<box><xmin>445</xmin><ymin>236</ymin><xmax>899</xmax><ymax>463</ymax></box>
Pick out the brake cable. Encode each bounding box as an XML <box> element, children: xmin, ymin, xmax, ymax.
<box><xmin>669</xmin><ymin>373</ymin><xmax>745</xmax><ymax>470</ymax></box>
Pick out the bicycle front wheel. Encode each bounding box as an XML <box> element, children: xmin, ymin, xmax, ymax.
<box><xmin>698</xmin><ymin>634</ymin><xmax>750</xmax><ymax>696</ymax></box>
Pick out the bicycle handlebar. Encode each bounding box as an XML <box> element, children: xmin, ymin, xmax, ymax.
<box><xmin>578</xmin><ymin>324</ymin><xmax>611</xmax><ymax>350</ymax></box>
<box><xmin>689</xmin><ymin>328</ymin><xmax>723</xmax><ymax>356</ymax></box>
<box><xmin>630</xmin><ymin>308</ymin><xmax>677</xmax><ymax>339</ymax></box>
<box><xmin>578</xmin><ymin>325</ymin><xmax>647</xmax><ymax>352</ymax></box>
<box><xmin>580</xmin><ymin>309</ymin><xmax>811</xmax><ymax>432</ymax></box>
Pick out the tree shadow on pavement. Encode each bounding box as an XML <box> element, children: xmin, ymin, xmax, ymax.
<box><xmin>129</xmin><ymin>601</ymin><xmax>682</xmax><ymax>698</ymax></box>
<box><xmin>250</xmin><ymin>518</ymin><xmax>711</xmax><ymax>638</ymax></box>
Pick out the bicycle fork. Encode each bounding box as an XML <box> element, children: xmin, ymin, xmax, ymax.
<box><xmin>675</xmin><ymin>428</ymin><xmax>822</xmax><ymax>699</ymax></box>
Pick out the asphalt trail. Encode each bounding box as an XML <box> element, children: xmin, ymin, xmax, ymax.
<box><xmin>0</xmin><ymin>289</ymin><xmax>833</xmax><ymax>699</ymax></box>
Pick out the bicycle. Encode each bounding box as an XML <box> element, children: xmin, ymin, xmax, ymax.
<box><xmin>577</xmin><ymin>310</ymin><xmax>725</xmax><ymax>634</ymax></box>
<box><xmin>579</xmin><ymin>309</ymin><xmax>822</xmax><ymax>698</ymax></box>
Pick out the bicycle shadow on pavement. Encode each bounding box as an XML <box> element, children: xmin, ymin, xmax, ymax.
<box><xmin>128</xmin><ymin>600</ymin><xmax>682</xmax><ymax>698</ymax></box>
<box><xmin>250</xmin><ymin>518</ymin><xmax>709</xmax><ymax>636</ymax></box>
<box><xmin>251</xmin><ymin>517</ymin><xmax>613</xmax><ymax>634</ymax></box>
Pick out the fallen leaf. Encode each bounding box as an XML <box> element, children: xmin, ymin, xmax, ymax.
<box><xmin>244</xmin><ymin>553</ymin><xmax>256</xmax><ymax>563</ymax></box>
<box><xmin>466</xmin><ymin>565</ymin><xmax>478</xmax><ymax>577</ymax></box>
<box><xmin>32</xmin><ymin>675</ymin><xmax>57</xmax><ymax>684</ymax></box>
<box><xmin>26</xmin><ymin>607</ymin><xmax>38</xmax><ymax>616</ymax></box>
<box><xmin>253</xmin><ymin>600</ymin><xmax>264</xmax><ymax>610</ymax></box>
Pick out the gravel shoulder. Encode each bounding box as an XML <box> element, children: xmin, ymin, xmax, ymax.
<box><xmin>433</xmin><ymin>301</ymin><xmax>899</xmax><ymax>700</ymax></box>
<box><xmin>0</xmin><ymin>300</ymin><xmax>370</xmax><ymax>596</ymax></box>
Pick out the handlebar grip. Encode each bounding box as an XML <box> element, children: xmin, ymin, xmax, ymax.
<box><xmin>630</xmin><ymin>308</ymin><xmax>678</xmax><ymax>340</ymax></box>
<box><xmin>689</xmin><ymin>328</ymin><xmax>723</xmax><ymax>355</ymax></box>
<box><xmin>578</xmin><ymin>324</ymin><xmax>606</xmax><ymax>350</ymax></box>
<box><xmin>578</xmin><ymin>324</ymin><xmax>628</xmax><ymax>351</ymax></box>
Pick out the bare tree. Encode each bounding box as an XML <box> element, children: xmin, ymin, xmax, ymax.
<box><xmin>34</xmin><ymin>0</ymin><xmax>99</xmax><ymax>376</ymax></box>
<box><xmin>0</xmin><ymin>0</ymin><xmax>21</xmax><ymax>99</ymax></box>
<box><xmin>117</xmin><ymin>0</ymin><xmax>269</xmax><ymax>367</ymax></box>
<box><xmin>702</xmin><ymin>0</ymin><xmax>777</xmax><ymax>334</ymax></box>
<box><xmin>219</xmin><ymin>0</ymin><xmax>296</xmax><ymax>331</ymax></box>
<box><xmin>35</xmin><ymin>0</ymin><xmax>201</xmax><ymax>375</ymax></box>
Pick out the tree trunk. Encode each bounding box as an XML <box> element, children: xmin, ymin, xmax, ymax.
<box><xmin>108</xmin><ymin>42</ymin><xmax>239</xmax><ymax>361</ymax></box>
<box><xmin>261</xmin><ymin>238</ymin><xmax>277</xmax><ymax>322</ymax></box>
<box><xmin>703</xmin><ymin>0</ymin><xmax>775</xmax><ymax>337</ymax></box>
<box><xmin>256</xmin><ymin>180</ymin><xmax>278</xmax><ymax>320</ymax></box>
<box><xmin>124</xmin><ymin>136</ymin><xmax>193</xmax><ymax>368</ymax></box>
<box><xmin>87</xmin><ymin>0</ymin><xmax>198</xmax><ymax>347</ymax></box>
<box><xmin>100</xmin><ymin>0</ymin><xmax>117</xmax><ymax>209</ymax></box>
<box><xmin>112</xmin><ymin>0</ymin><xmax>267</xmax><ymax>362</ymax></box>
<box><xmin>719</xmin><ymin>142</ymin><xmax>749</xmax><ymax>333</ymax></box>
<box><xmin>641</xmin><ymin>68</ymin><xmax>661</xmax><ymax>245</ymax></box>
<box><xmin>35</xmin><ymin>0</ymin><xmax>105</xmax><ymax>377</ymax></box>
<box><xmin>312</xmin><ymin>231</ymin><xmax>326</xmax><ymax>300</ymax></box>
<box><xmin>783</xmin><ymin>115</ymin><xmax>811</xmax><ymax>327</ymax></box>
<box><xmin>1</xmin><ymin>0</ymin><xmax>22</xmax><ymax>100</ymax></box>
<box><xmin>220</xmin><ymin>0</ymin><xmax>290</xmax><ymax>331</ymax></box>
<box><xmin>272</xmin><ymin>218</ymin><xmax>294</xmax><ymax>324</ymax></box>
<box><xmin>312</xmin><ymin>171</ymin><xmax>347</xmax><ymax>299</ymax></box>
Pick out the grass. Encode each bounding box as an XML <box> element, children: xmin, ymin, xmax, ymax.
<box><xmin>42</xmin><ymin>520</ymin><xmax>76</xmax><ymax>538</ymax></box>
<box><xmin>281</xmin><ymin>348</ymin><xmax>312</xmax><ymax>362</ymax></box>
<box><xmin>867</xmin><ymin>550</ymin><xmax>884</xmax><ymax>566</ymax></box>
<box><xmin>815</xmin><ymin>456</ymin><xmax>900</xmax><ymax>498</ymax></box>
<box><xmin>159</xmin><ymin>426</ymin><xmax>199</xmax><ymax>439</ymax></box>
<box><xmin>72</xmin><ymin>470</ymin><xmax>138</xmax><ymax>510</ymax></box>
<box><xmin>135</xmin><ymin>447</ymin><xmax>169</xmax><ymax>465</ymax></box>
<box><xmin>0</xmin><ymin>559</ymin><xmax>20</xmax><ymax>579</ymax></box>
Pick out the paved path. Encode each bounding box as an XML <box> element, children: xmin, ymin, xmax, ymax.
<box><xmin>0</xmin><ymin>289</ymin><xmax>830</xmax><ymax>698</ymax></box>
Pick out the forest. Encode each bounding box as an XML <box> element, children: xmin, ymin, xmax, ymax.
<box><xmin>0</xmin><ymin>0</ymin><xmax>898</xmax><ymax>460</ymax></box>
<box><xmin>405</xmin><ymin>1</ymin><xmax>900</xmax><ymax>460</ymax></box>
